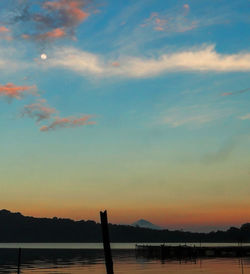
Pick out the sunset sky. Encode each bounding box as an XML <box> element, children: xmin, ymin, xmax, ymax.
<box><xmin>0</xmin><ymin>0</ymin><xmax>250</xmax><ymax>232</ymax></box>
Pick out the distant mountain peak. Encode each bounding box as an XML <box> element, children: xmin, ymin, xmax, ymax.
<box><xmin>131</xmin><ymin>219</ymin><xmax>162</xmax><ymax>230</ymax></box>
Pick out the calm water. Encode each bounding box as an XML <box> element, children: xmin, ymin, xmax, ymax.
<box><xmin>0</xmin><ymin>243</ymin><xmax>250</xmax><ymax>274</ymax></box>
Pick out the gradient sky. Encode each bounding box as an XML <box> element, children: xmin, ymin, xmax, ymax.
<box><xmin>0</xmin><ymin>0</ymin><xmax>250</xmax><ymax>232</ymax></box>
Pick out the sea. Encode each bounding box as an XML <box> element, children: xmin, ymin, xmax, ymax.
<box><xmin>0</xmin><ymin>243</ymin><xmax>249</xmax><ymax>273</ymax></box>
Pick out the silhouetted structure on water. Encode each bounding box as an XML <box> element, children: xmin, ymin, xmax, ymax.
<box><xmin>136</xmin><ymin>244</ymin><xmax>250</xmax><ymax>259</ymax></box>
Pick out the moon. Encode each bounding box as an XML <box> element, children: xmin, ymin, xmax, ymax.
<box><xmin>40</xmin><ymin>53</ymin><xmax>47</xmax><ymax>60</ymax></box>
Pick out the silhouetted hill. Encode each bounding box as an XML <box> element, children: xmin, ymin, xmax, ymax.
<box><xmin>0</xmin><ymin>209</ymin><xmax>250</xmax><ymax>243</ymax></box>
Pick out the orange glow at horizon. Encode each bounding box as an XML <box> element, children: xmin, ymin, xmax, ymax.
<box><xmin>6</xmin><ymin>201</ymin><xmax>250</xmax><ymax>230</ymax></box>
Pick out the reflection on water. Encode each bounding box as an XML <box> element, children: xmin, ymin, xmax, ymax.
<box><xmin>1</xmin><ymin>248</ymin><xmax>250</xmax><ymax>274</ymax></box>
<box><xmin>1</xmin><ymin>242</ymin><xmax>250</xmax><ymax>249</ymax></box>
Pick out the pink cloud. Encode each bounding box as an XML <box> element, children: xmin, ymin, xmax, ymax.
<box><xmin>40</xmin><ymin>115</ymin><xmax>96</xmax><ymax>131</ymax></box>
<box><xmin>23</xmin><ymin>28</ymin><xmax>66</xmax><ymax>41</ymax></box>
<box><xmin>46</xmin><ymin>28</ymin><xmax>66</xmax><ymax>38</ymax></box>
<box><xmin>21</xmin><ymin>99</ymin><xmax>57</xmax><ymax>122</ymax></box>
<box><xmin>0</xmin><ymin>26</ymin><xmax>10</xmax><ymax>33</ymax></box>
<box><xmin>183</xmin><ymin>4</ymin><xmax>190</xmax><ymax>9</ymax></box>
<box><xmin>0</xmin><ymin>83</ymin><xmax>37</xmax><ymax>100</ymax></box>
<box><xmin>183</xmin><ymin>5</ymin><xmax>190</xmax><ymax>16</ymax></box>
<box><xmin>41</xmin><ymin>28</ymin><xmax>66</xmax><ymax>40</ymax></box>
<box><xmin>22</xmin><ymin>34</ymin><xmax>30</xmax><ymax>39</ymax></box>
<box><xmin>4</xmin><ymin>35</ymin><xmax>13</xmax><ymax>41</ymax></box>
<box><xmin>0</xmin><ymin>26</ymin><xmax>12</xmax><ymax>40</ymax></box>
<box><xmin>17</xmin><ymin>0</ymin><xmax>92</xmax><ymax>42</ymax></box>
<box><xmin>155</xmin><ymin>18</ymin><xmax>167</xmax><ymax>25</ymax></box>
<box><xmin>154</xmin><ymin>26</ymin><xmax>164</xmax><ymax>31</ymax></box>
<box><xmin>142</xmin><ymin>5</ymin><xmax>197</xmax><ymax>33</ymax></box>
<box><xmin>221</xmin><ymin>92</ymin><xmax>233</xmax><ymax>96</ymax></box>
<box><xmin>43</xmin><ymin>0</ymin><xmax>89</xmax><ymax>27</ymax></box>
<box><xmin>112</xmin><ymin>62</ymin><xmax>120</xmax><ymax>67</ymax></box>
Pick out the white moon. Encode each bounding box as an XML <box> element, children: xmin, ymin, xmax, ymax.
<box><xmin>41</xmin><ymin>53</ymin><xmax>47</xmax><ymax>60</ymax></box>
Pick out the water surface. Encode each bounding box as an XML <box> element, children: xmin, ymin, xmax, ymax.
<box><xmin>0</xmin><ymin>243</ymin><xmax>249</xmax><ymax>273</ymax></box>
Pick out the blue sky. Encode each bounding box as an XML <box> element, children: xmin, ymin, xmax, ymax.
<box><xmin>0</xmin><ymin>0</ymin><xmax>250</xmax><ymax>231</ymax></box>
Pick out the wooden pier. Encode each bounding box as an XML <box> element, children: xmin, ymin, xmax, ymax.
<box><xmin>136</xmin><ymin>244</ymin><xmax>250</xmax><ymax>259</ymax></box>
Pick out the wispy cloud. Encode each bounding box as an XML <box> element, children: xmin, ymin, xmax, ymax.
<box><xmin>141</xmin><ymin>5</ymin><xmax>197</xmax><ymax>33</ymax></box>
<box><xmin>163</xmin><ymin>113</ymin><xmax>214</xmax><ymax>128</ymax></box>
<box><xmin>0</xmin><ymin>44</ymin><xmax>30</xmax><ymax>72</ymax></box>
<box><xmin>47</xmin><ymin>45</ymin><xmax>250</xmax><ymax>78</ymax></box>
<box><xmin>202</xmin><ymin>139</ymin><xmax>238</xmax><ymax>164</ymax></box>
<box><xmin>0</xmin><ymin>83</ymin><xmax>37</xmax><ymax>101</ymax></box>
<box><xmin>239</xmin><ymin>114</ymin><xmax>250</xmax><ymax>120</ymax></box>
<box><xmin>40</xmin><ymin>115</ymin><xmax>96</xmax><ymax>131</ymax></box>
<box><xmin>221</xmin><ymin>88</ymin><xmax>250</xmax><ymax>97</ymax></box>
<box><xmin>88</xmin><ymin>0</ymin><xmax>237</xmax><ymax>57</ymax></box>
<box><xmin>21</xmin><ymin>99</ymin><xmax>57</xmax><ymax>122</ymax></box>
<box><xmin>158</xmin><ymin>104</ymin><xmax>230</xmax><ymax>128</ymax></box>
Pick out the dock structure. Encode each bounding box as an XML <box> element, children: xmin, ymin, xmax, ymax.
<box><xmin>136</xmin><ymin>244</ymin><xmax>250</xmax><ymax>259</ymax></box>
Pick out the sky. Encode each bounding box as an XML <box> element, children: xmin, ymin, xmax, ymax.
<box><xmin>0</xmin><ymin>0</ymin><xmax>250</xmax><ymax>232</ymax></box>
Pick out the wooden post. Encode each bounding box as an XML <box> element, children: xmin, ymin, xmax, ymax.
<box><xmin>100</xmin><ymin>210</ymin><xmax>114</xmax><ymax>274</ymax></box>
<box><xmin>17</xmin><ymin>248</ymin><xmax>21</xmax><ymax>274</ymax></box>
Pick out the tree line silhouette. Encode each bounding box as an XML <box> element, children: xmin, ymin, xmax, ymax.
<box><xmin>0</xmin><ymin>209</ymin><xmax>249</xmax><ymax>243</ymax></box>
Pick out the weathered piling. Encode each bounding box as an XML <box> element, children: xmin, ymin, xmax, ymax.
<box><xmin>17</xmin><ymin>248</ymin><xmax>21</xmax><ymax>274</ymax></box>
<box><xmin>100</xmin><ymin>210</ymin><xmax>114</xmax><ymax>274</ymax></box>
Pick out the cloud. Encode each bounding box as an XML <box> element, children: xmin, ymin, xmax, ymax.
<box><xmin>239</xmin><ymin>114</ymin><xmax>250</xmax><ymax>120</ymax></box>
<box><xmin>141</xmin><ymin>5</ymin><xmax>197</xmax><ymax>34</ymax></box>
<box><xmin>19</xmin><ymin>98</ymin><xmax>95</xmax><ymax>132</ymax></box>
<box><xmin>0</xmin><ymin>26</ymin><xmax>10</xmax><ymax>33</ymax></box>
<box><xmin>12</xmin><ymin>0</ymin><xmax>92</xmax><ymax>42</ymax></box>
<box><xmin>23</xmin><ymin>27</ymin><xmax>67</xmax><ymax>41</ymax></box>
<box><xmin>21</xmin><ymin>99</ymin><xmax>57</xmax><ymax>122</ymax></box>
<box><xmin>158</xmin><ymin>104</ymin><xmax>231</xmax><ymax>128</ymax></box>
<box><xmin>154</xmin><ymin>18</ymin><xmax>168</xmax><ymax>31</ymax></box>
<box><xmin>111</xmin><ymin>62</ymin><xmax>120</xmax><ymax>67</ymax></box>
<box><xmin>221</xmin><ymin>88</ymin><xmax>250</xmax><ymax>97</ymax></box>
<box><xmin>0</xmin><ymin>26</ymin><xmax>12</xmax><ymax>40</ymax></box>
<box><xmin>163</xmin><ymin>113</ymin><xmax>214</xmax><ymax>128</ymax></box>
<box><xmin>40</xmin><ymin>115</ymin><xmax>96</xmax><ymax>131</ymax></box>
<box><xmin>202</xmin><ymin>140</ymin><xmax>237</xmax><ymax>164</ymax></box>
<box><xmin>183</xmin><ymin>4</ymin><xmax>190</xmax><ymax>16</ymax></box>
<box><xmin>43</xmin><ymin>0</ymin><xmax>89</xmax><ymax>28</ymax></box>
<box><xmin>0</xmin><ymin>83</ymin><xmax>37</xmax><ymax>101</ymax></box>
<box><xmin>47</xmin><ymin>45</ymin><xmax>250</xmax><ymax>78</ymax></box>
<box><xmin>48</xmin><ymin>47</ymin><xmax>105</xmax><ymax>74</ymax></box>
<box><xmin>0</xmin><ymin>44</ymin><xmax>31</xmax><ymax>72</ymax></box>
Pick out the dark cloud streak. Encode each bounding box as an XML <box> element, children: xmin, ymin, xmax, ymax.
<box><xmin>221</xmin><ymin>88</ymin><xmax>250</xmax><ymax>97</ymax></box>
<box><xmin>21</xmin><ymin>99</ymin><xmax>57</xmax><ymax>122</ymax></box>
<box><xmin>202</xmin><ymin>141</ymin><xmax>236</xmax><ymax>164</ymax></box>
<box><xmin>40</xmin><ymin>115</ymin><xmax>96</xmax><ymax>131</ymax></box>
